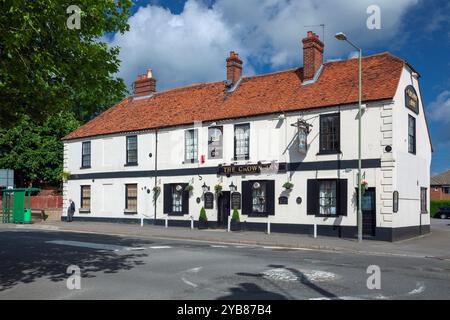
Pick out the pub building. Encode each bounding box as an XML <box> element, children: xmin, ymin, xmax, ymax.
<box><xmin>62</xmin><ymin>31</ymin><xmax>432</xmax><ymax>241</ymax></box>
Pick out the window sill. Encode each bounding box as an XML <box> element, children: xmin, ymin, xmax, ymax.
<box><xmin>233</xmin><ymin>156</ymin><xmax>250</xmax><ymax>161</ymax></box>
<box><xmin>246</xmin><ymin>213</ymin><xmax>270</xmax><ymax>218</ymax></box>
<box><xmin>124</xmin><ymin>210</ymin><xmax>137</xmax><ymax>215</ymax></box>
<box><xmin>316</xmin><ymin>151</ymin><xmax>342</xmax><ymax>156</ymax></box>
<box><xmin>167</xmin><ymin>212</ymin><xmax>186</xmax><ymax>216</ymax></box>
<box><xmin>183</xmin><ymin>160</ymin><xmax>198</xmax><ymax>164</ymax></box>
<box><xmin>315</xmin><ymin>214</ymin><xmax>340</xmax><ymax>218</ymax></box>
<box><xmin>124</xmin><ymin>163</ymin><xmax>138</xmax><ymax>167</ymax></box>
<box><xmin>80</xmin><ymin>166</ymin><xmax>91</xmax><ymax>169</ymax></box>
<box><xmin>79</xmin><ymin>209</ymin><xmax>91</xmax><ymax>214</ymax></box>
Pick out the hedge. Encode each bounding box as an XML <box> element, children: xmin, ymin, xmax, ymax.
<box><xmin>430</xmin><ymin>200</ymin><xmax>450</xmax><ymax>217</ymax></box>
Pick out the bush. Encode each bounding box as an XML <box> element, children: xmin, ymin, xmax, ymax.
<box><xmin>430</xmin><ymin>200</ymin><xmax>450</xmax><ymax>217</ymax></box>
<box><xmin>199</xmin><ymin>207</ymin><xmax>207</xmax><ymax>221</ymax></box>
<box><xmin>231</xmin><ymin>208</ymin><xmax>240</xmax><ymax>221</ymax></box>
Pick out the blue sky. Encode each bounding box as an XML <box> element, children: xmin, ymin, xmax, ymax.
<box><xmin>109</xmin><ymin>0</ymin><xmax>450</xmax><ymax>175</ymax></box>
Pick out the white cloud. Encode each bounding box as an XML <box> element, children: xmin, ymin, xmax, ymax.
<box><xmin>109</xmin><ymin>0</ymin><xmax>419</xmax><ymax>90</ymax></box>
<box><xmin>428</xmin><ymin>90</ymin><xmax>450</xmax><ymax>123</ymax></box>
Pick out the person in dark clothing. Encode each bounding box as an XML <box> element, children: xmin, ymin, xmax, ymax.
<box><xmin>67</xmin><ymin>199</ymin><xmax>75</xmax><ymax>222</ymax></box>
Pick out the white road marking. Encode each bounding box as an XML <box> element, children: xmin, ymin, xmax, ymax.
<box><xmin>309</xmin><ymin>282</ymin><xmax>426</xmax><ymax>300</ymax></box>
<box><xmin>46</xmin><ymin>240</ymin><xmax>127</xmax><ymax>251</ymax></box>
<box><xmin>46</xmin><ymin>241</ymin><xmax>171</xmax><ymax>252</ymax></box>
<box><xmin>408</xmin><ymin>282</ymin><xmax>425</xmax><ymax>295</ymax></box>
<box><xmin>185</xmin><ymin>266</ymin><xmax>203</xmax><ymax>273</ymax></box>
<box><xmin>210</xmin><ymin>245</ymin><xmax>228</xmax><ymax>248</ymax></box>
<box><xmin>179</xmin><ymin>266</ymin><xmax>203</xmax><ymax>289</ymax></box>
<box><xmin>181</xmin><ymin>277</ymin><xmax>198</xmax><ymax>288</ymax></box>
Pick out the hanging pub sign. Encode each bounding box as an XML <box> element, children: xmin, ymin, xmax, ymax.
<box><xmin>405</xmin><ymin>85</ymin><xmax>419</xmax><ymax>114</ymax></box>
<box><xmin>291</xmin><ymin>119</ymin><xmax>312</xmax><ymax>154</ymax></box>
<box><xmin>231</xmin><ymin>192</ymin><xmax>241</xmax><ymax>210</ymax></box>
<box><xmin>298</xmin><ymin>129</ymin><xmax>308</xmax><ymax>154</ymax></box>
<box><xmin>204</xmin><ymin>192</ymin><xmax>214</xmax><ymax>209</ymax></box>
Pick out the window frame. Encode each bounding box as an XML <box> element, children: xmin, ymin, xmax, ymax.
<box><xmin>408</xmin><ymin>114</ymin><xmax>416</xmax><ymax>154</ymax></box>
<box><xmin>318</xmin><ymin>113</ymin><xmax>341</xmax><ymax>155</ymax></box>
<box><xmin>420</xmin><ymin>187</ymin><xmax>427</xmax><ymax>214</ymax></box>
<box><xmin>318</xmin><ymin>179</ymin><xmax>338</xmax><ymax>216</ymax></box>
<box><xmin>184</xmin><ymin>129</ymin><xmax>198</xmax><ymax>163</ymax></box>
<box><xmin>208</xmin><ymin>126</ymin><xmax>223</xmax><ymax>159</ymax></box>
<box><xmin>81</xmin><ymin>141</ymin><xmax>91</xmax><ymax>168</ymax></box>
<box><xmin>251</xmin><ymin>181</ymin><xmax>267</xmax><ymax>214</ymax></box>
<box><xmin>125</xmin><ymin>184</ymin><xmax>138</xmax><ymax>214</ymax></box>
<box><xmin>126</xmin><ymin>135</ymin><xmax>138</xmax><ymax>166</ymax></box>
<box><xmin>234</xmin><ymin>123</ymin><xmax>250</xmax><ymax>160</ymax></box>
<box><xmin>171</xmin><ymin>184</ymin><xmax>184</xmax><ymax>213</ymax></box>
<box><xmin>80</xmin><ymin>185</ymin><xmax>91</xmax><ymax>213</ymax></box>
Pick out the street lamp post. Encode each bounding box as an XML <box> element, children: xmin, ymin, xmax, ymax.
<box><xmin>335</xmin><ymin>32</ymin><xmax>363</xmax><ymax>242</ymax></box>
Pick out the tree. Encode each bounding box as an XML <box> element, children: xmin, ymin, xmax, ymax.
<box><xmin>0</xmin><ymin>112</ymin><xmax>80</xmax><ymax>187</ymax></box>
<box><xmin>0</xmin><ymin>0</ymin><xmax>132</xmax><ymax>126</ymax></box>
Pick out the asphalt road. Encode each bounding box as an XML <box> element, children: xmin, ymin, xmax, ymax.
<box><xmin>0</xmin><ymin>229</ymin><xmax>449</xmax><ymax>300</ymax></box>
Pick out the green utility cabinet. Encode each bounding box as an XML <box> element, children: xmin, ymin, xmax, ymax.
<box><xmin>1</xmin><ymin>188</ymin><xmax>40</xmax><ymax>224</ymax></box>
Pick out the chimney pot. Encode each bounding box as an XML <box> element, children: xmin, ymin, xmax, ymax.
<box><xmin>133</xmin><ymin>69</ymin><xmax>156</xmax><ymax>97</ymax></box>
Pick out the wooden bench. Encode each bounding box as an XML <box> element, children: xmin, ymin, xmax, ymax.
<box><xmin>31</xmin><ymin>209</ymin><xmax>48</xmax><ymax>222</ymax></box>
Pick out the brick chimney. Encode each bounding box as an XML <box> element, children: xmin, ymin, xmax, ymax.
<box><xmin>133</xmin><ymin>69</ymin><xmax>156</xmax><ymax>97</ymax></box>
<box><xmin>226</xmin><ymin>51</ymin><xmax>243</xmax><ymax>86</ymax></box>
<box><xmin>302</xmin><ymin>31</ymin><xmax>324</xmax><ymax>81</ymax></box>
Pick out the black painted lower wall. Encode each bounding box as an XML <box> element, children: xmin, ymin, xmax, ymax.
<box><xmin>61</xmin><ymin>216</ymin><xmax>430</xmax><ymax>242</ymax></box>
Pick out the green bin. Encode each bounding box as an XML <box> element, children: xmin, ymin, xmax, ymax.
<box><xmin>23</xmin><ymin>209</ymin><xmax>32</xmax><ymax>223</ymax></box>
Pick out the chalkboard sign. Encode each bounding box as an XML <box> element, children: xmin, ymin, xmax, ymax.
<box><xmin>204</xmin><ymin>192</ymin><xmax>214</xmax><ymax>209</ymax></box>
<box><xmin>231</xmin><ymin>192</ymin><xmax>241</xmax><ymax>210</ymax></box>
<box><xmin>278</xmin><ymin>196</ymin><xmax>288</xmax><ymax>205</ymax></box>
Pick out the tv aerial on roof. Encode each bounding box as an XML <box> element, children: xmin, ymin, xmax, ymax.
<box><xmin>304</xmin><ymin>24</ymin><xmax>325</xmax><ymax>41</ymax></box>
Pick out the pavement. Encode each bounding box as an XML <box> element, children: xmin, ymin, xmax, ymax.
<box><xmin>0</xmin><ymin>226</ymin><xmax>449</xmax><ymax>300</ymax></box>
<box><xmin>1</xmin><ymin>218</ymin><xmax>449</xmax><ymax>259</ymax></box>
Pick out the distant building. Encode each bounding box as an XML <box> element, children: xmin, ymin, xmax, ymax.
<box><xmin>431</xmin><ymin>170</ymin><xmax>450</xmax><ymax>200</ymax></box>
<box><xmin>62</xmin><ymin>32</ymin><xmax>432</xmax><ymax>241</ymax></box>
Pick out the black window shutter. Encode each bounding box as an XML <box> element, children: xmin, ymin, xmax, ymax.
<box><xmin>163</xmin><ymin>184</ymin><xmax>172</xmax><ymax>214</ymax></box>
<box><xmin>182</xmin><ymin>183</ymin><xmax>189</xmax><ymax>215</ymax></box>
<box><xmin>338</xmin><ymin>179</ymin><xmax>348</xmax><ymax>216</ymax></box>
<box><xmin>241</xmin><ymin>181</ymin><xmax>252</xmax><ymax>215</ymax></box>
<box><xmin>307</xmin><ymin>179</ymin><xmax>319</xmax><ymax>215</ymax></box>
<box><xmin>266</xmin><ymin>180</ymin><xmax>275</xmax><ymax>215</ymax></box>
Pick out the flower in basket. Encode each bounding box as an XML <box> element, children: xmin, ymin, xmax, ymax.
<box><xmin>214</xmin><ymin>183</ymin><xmax>223</xmax><ymax>195</ymax></box>
<box><xmin>361</xmin><ymin>180</ymin><xmax>368</xmax><ymax>194</ymax></box>
<box><xmin>282</xmin><ymin>181</ymin><xmax>294</xmax><ymax>190</ymax></box>
<box><xmin>185</xmin><ymin>184</ymin><xmax>194</xmax><ymax>193</ymax></box>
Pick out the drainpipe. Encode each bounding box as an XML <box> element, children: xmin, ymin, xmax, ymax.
<box><xmin>154</xmin><ymin>129</ymin><xmax>158</xmax><ymax>223</ymax></box>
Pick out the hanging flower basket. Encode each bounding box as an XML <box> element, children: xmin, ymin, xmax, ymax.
<box><xmin>152</xmin><ymin>186</ymin><xmax>161</xmax><ymax>201</ymax></box>
<box><xmin>282</xmin><ymin>181</ymin><xmax>294</xmax><ymax>191</ymax></box>
<box><xmin>214</xmin><ymin>183</ymin><xmax>223</xmax><ymax>195</ymax></box>
<box><xmin>185</xmin><ymin>184</ymin><xmax>194</xmax><ymax>193</ymax></box>
<box><xmin>361</xmin><ymin>180</ymin><xmax>368</xmax><ymax>195</ymax></box>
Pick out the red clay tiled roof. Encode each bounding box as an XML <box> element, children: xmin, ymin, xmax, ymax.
<box><xmin>63</xmin><ymin>52</ymin><xmax>405</xmax><ymax>140</ymax></box>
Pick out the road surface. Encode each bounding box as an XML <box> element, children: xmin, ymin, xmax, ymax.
<box><xmin>0</xmin><ymin>229</ymin><xmax>449</xmax><ymax>299</ymax></box>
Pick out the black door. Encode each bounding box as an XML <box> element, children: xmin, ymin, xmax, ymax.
<box><xmin>217</xmin><ymin>191</ymin><xmax>231</xmax><ymax>228</ymax></box>
<box><xmin>362</xmin><ymin>188</ymin><xmax>376</xmax><ymax>237</ymax></box>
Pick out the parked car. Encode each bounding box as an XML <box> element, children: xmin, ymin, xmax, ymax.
<box><xmin>437</xmin><ymin>207</ymin><xmax>450</xmax><ymax>219</ymax></box>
